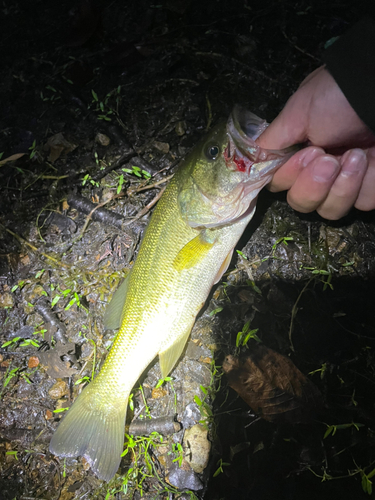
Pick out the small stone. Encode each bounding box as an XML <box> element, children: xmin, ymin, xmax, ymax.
<box><xmin>175</xmin><ymin>121</ymin><xmax>186</xmax><ymax>136</ymax></box>
<box><xmin>153</xmin><ymin>141</ymin><xmax>170</xmax><ymax>154</ymax></box>
<box><xmin>95</xmin><ymin>133</ymin><xmax>111</xmax><ymax>146</ymax></box>
<box><xmin>167</xmin><ymin>460</ymin><xmax>203</xmax><ymax>491</ymax></box>
<box><xmin>183</xmin><ymin>424</ymin><xmax>211</xmax><ymax>473</ymax></box>
<box><xmin>199</xmin><ymin>356</ymin><xmax>212</xmax><ymax>364</ymax></box>
<box><xmin>48</xmin><ymin>379</ymin><xmax>69</xmax><ymax>400</ymax></box>
<box><xmin>28</xmin><ymin>356</ymin><xmax>39</xmax><ymax>369</ymax></box>
<box><xmin>20</xmin><ymin>253</ymin><xmax>30</xmax><ymax>266</ymax></box>
<box><xmin>81</xmin><ymin>456</ymin><xmax>91</xmax><ymax>471</ymax></box>
<box><xmin>45</xmin><ymin>409</ymin><xmax>53</xmax><ymax>420</ymax></box>
<box><xmin>152</xmin><ymin>386</ymin><xmax>168</xmax><ymax>399</ymax></box>
<box><xmin>0</xmin><ymin>293</ymin><xmax>14</xmax><ymax>308</ymax></box>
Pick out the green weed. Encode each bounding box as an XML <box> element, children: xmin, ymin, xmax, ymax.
<box><xmin>236</xmin><ymin>320</ymin><xmax>261</xmax><ymax>349</ymax></box>
<box><xmin>122</xmin><ymin>166</ymin><xmax>151</xmax><ymax>179</ymax></box>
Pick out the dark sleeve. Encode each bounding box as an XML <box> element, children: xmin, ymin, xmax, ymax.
<box><xmin>323</xmin><ymin>17</ymin><xmax>375</xmax><ymax>133</ymax></box>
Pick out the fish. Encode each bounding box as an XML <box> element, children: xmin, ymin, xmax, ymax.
<box><xmin>49</xmin><ymin>107</ymin><xmax>297</xmax><ymax>481</ymax></box>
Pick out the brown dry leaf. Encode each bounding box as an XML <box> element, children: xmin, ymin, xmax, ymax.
<box><xmin>222</xmin><ymin>345</ymin><xmax>322</xmax><ymax>423</ymax></box>
<box><xmin>38</xmin><ymin>345</ymin><xmax>77</xmax><ymax>379</ymax></box>
<box><xmin>0</xmin><ymin>153</ymin><xmax>25</xmax><ymax>166</ymax></box>
<box><xmin>45</xmin><ymin>133</ymin><xmax>77</xmax><ymax>163</ymax></box>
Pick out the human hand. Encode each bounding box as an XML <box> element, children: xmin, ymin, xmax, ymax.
<box><xmin>256</xmin><ymin>66</ymin><xmax>375</xmax><ymax>219</ymax></box>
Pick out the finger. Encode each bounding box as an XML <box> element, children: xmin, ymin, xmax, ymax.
<box><xmin>286</xmin><ymin>155</ymin><xmax>340</xmax><ymax>213</ymax></box>
<box><xmin>355</xmin><ymin>147</ymin><xmax>375</xmax><ymax>211</ymax></box>
<box><xmin>317</xmin><ymin>149</ymin><xmax>367</xmax><ymax>219</ymax></box>
<box><xmin>256</xmin><ymin>102</ymin><xmax>308</xmax><ymax>150</ymax></box>
<box><xmin>268</xmin><ymin>146</ymin><xmax>325</xmax><ymax>192</ymax></box>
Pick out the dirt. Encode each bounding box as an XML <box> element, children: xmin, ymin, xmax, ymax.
<box><xmin>1</xmin><ymin>1</ymin><xmax>374</xmax><ymax>499</ymax></box>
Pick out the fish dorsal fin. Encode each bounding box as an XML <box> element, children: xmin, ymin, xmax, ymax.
<box><xmin>213</xmin><ymin>249</ymin><xmax>234</xmax><ymax>284</ymax></box>
<box><xmin>173</xmin><ymin>230</ymin><xmax>216</xmax><ymax>271</ymax></box>
<box><xmin>159</xmin><ymin>328</ymin><xmax>192</xmax><ymax>378</ymax></box>
<box><xmin>103</xmin><ymin>272</ymin><xmax>131</xmax><ymax>330</ymax></box>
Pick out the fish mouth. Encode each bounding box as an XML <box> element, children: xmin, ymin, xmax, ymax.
<box><xmin>225</xmin><ymin>105</ymin><xmax>298</xmax><ymax>180</ymax></box>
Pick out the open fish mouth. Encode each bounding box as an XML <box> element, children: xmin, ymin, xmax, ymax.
<box><xmin>225</xmin><ymin>105</ymin><xmax>298</xmax><ymax>180</ymax></box>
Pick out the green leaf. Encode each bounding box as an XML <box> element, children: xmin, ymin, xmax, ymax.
<box><xmin>209</xmin><ymin>307</ymin><xmax>223</xmax><ymax>317</ymax></box>
<box><xmin>236</xmin><ymin>331</ymin><xmax>243</xmax><ymax>347</ymax></box>
<box><xmin>53</xmin><ymin>407</ymin><xmax>70</xmax><ymax>413</ymax></box>
<box><xmin>65</xmin><ymin>296</ymin><xmax>77</xmax><ymax>310</ymax></box>
<box><xmin>323</xmin><ymin>426</ymin><xmax>334</xmax><ymax>439</ymax></box>
<box><xmin>51</xmin><ymin>295</ymin><xmax>60</xmax><ymax>308</ymax></box>
<box><xmin>92</xmin><ymin>89</ymin><xmax>98</xmax><ymax>101</ymax></box>
<box><xmin>194</xmin><ymin>395</ymin><xmax>202</xmax><ymax>406</ymax></box>
<box><xmin>236</xmin><ymin>249</ymin><xmax>247</xmax><ymax>259</ymax></box>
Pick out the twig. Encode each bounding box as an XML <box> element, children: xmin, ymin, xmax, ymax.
<box><xmin>127</xmin><ymin>174</ymin><xmax>174</xmax><ymax>194</ymax></box>
<box><xmin>1</xmin><ymin>223</ymin><xmax>112</xmax><ymax>277</ymax></box>
<box><xmin>71</xmin><ymin>194</ymin><xmax>121</xmax><ymax>243</ymax></box>
<box><xmin>288</xmin><ymin>277</ymin><xmax>314</xmax><ymax>352</ymax></box>
<box><xmin>122</xmin><ymin>187</ymin><xmax>166</xmax><ymax>226</ymax></box>
<box><xmin>281</xmin><ymin>29</ymin><xmax>319</xmax><ymax>61</ymax></box>
<box><xmin>0</xmin><ymin>224</ymin><xmax>72</xmax><ymax>269</ymax></box>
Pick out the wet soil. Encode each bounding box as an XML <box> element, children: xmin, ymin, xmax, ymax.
<box><xmin>1</xmin><ymin>1</ymin><xmax>374</xmax><ymax>499</ymax></box>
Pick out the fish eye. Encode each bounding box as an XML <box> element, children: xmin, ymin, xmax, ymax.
<box><xmin>205</xmin><ymin>144</ymin><xmax>220</xmax><ymax>160</ymax></box>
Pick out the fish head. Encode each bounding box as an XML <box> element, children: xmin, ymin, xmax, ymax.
<box><xmin>178</xmin><ymin>106</ymin><xmax>298</xmax><ymax>228</ymax></box>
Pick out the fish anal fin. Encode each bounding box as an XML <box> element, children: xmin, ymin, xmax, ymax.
<box><xmin>104</xmin><ymin>272</ymin><xmax>131</xmax><ymax>330</ymax></box>
<box><xmin>49</xmin><ymin>383</ymin><xmax>128</xmax><ymax>482</ymax></box>
<box><xmin>214</xmin><ymin>249</ymin><xmax>234</xmax><ymax>284</ymax></box>
<box><xmin>159</xmin><ymin>329</ymin><xmax>192</xmax><ymax>378</ymax></box>
<box><xmin>173</xmin><ymin>230</ymin><xmax>215</xmax><ymax>271</ymax></box>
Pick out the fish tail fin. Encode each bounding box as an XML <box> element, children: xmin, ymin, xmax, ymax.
<box><xmin>49</xmin><ymin>383</ymin><xmax>128</xmax><ymax>482</ymax></box>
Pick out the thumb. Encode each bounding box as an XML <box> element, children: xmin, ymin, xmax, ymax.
<box><xmin>256</xmin><ymin>98</ymin><xmax>309</xmax><ymax>150</ymax></box>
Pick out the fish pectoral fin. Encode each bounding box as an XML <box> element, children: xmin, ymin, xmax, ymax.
<box><xmin>104</xmin><ymin>272</ymin><xmax>131</xmax><ymax>330</ymax></box>
<box><xmin>159</xmin><ymin>328</ymin><xmax>192</xmax><ymax>378</ymax></box>
<box><xmin>213</xmin><ymin>249</ymin><xmax>234</xmax><ymax>284</ymax></box>
<box><xmin>173</xmin><ymin>230</ymin><xmax>216</xmax><ymax>271</ymax></box>
<box><xmin>49</xmin><ymin>382</ymin><xmax>128</xmax><ymax>482</ymax></box>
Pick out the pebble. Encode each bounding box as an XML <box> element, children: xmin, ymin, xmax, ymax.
<box><xmin>153</xmin><ymin>141</ymin><xmax>170</xmax><ymax>154</ymax></box>
<box><xmin>48</xmin><ymin>379</ymin><xmax>69</xmax><ymax>400</ymax></box>
<box><xmin>28</xmin><ymin>356</ymin><xmax>39</xmax><ymax>368</ymax></box>
<box><xmin>183</xmin><ymin>424</ymin><xmax>211</xmax><ymax>473</ymax></box>
<box><xmin>95</xmin><ymin>133</ymin><xmax>111</xmax><ymax>146</ymax></box>
<box><xmin>0</xmin><ymin>293</ymin><xmax>14</xmax><ymax>308</ymax></box>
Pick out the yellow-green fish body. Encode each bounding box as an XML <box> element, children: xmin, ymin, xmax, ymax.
<box><xmin>50</xmin><ymin>108</ymin><xmax>296</xmax><ymax>481</ymax></box>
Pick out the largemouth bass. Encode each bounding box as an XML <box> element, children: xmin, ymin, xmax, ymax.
<box><xmin>49</xmin><ymin>108</ymin><xmax>296</xmax><ymax>481</ymax></box>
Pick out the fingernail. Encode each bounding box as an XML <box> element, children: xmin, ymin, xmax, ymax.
<box><xmin>341</xmin><ymin>149</ymin><xmax>367</xmax><ymax>177</ymax></box>
<box><xmin>312</xmin><ymin>157</ymin><xmax>339</xmax><ymax>182</ymax></box>
<box><xmin>300</xmin><ymin>147</ymin><xmax>324</xmax><ymax>167</ymax></box>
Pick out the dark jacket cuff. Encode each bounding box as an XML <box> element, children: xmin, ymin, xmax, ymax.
<box><xmin>323</xmin><ymin>17</ymin><xmax>375</xmax><ymax>133</ymax></box>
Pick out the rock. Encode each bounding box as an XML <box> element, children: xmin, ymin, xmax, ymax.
<box><xmin>0</xmin><ymin>293</ymin><xmax>14</xmax><ymax>308</ymax></box>
<box><xmin>175</xmin><ymin>121</ymin><xmax>186</xmax><ymax>136</ymax></box>
<box><xmin>151</xmin><ymin>386</ymin><xmax>168</xmax><ymax>399</ymax></box>
<box><xmin>95</xmin><ymin>133</ymin><xmax>111</xmax><ymax>146</ymax></box>
<box><xmin>48</xmin><ymin>379</ymin><xmax>69</xmax><ymax>400</ymax></box>
<box><xmin>182</xmin><ymin>402</ymin><xmax>201</xmax><ymax>428</ymax></box>
<box><xmin>167</xmin><ymin>460</ymin><xmax>203</xmax><ymax>491</ymax></box>
<box><xmin>28</xmin><ymin>356</ymin><xmax>39</xmax><ymax>368</ymax></box>
<box><xmin>183</xmin><ymin>424</ymin><xmax>211</xmax><ymax>473</ymax></box>
<box><xmin>153</xmin><ymin>141</ymin><xmax>170</xmax><ymax>154</ymax></box>
<box><xmin>45</xmin><ymin>409</ymin><xmax>53</xmax><ymax>420</ymax></box>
